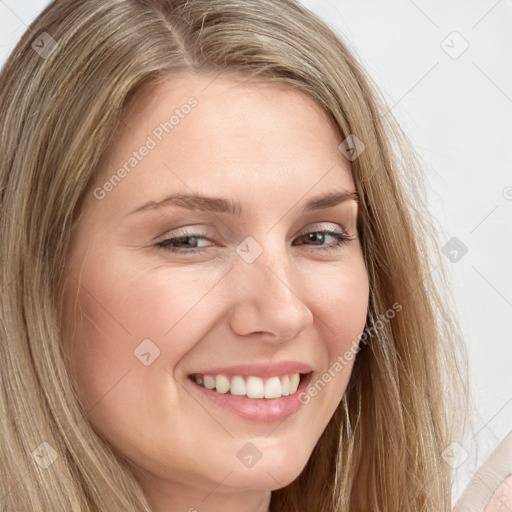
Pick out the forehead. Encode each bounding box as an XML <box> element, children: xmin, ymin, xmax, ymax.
<box><xmin>88</xmin><ymin>71</ymin><xmax>355</xmax><ymax>215</ymax></box>
<box><xmin>117</xmin><ymin>71</ymin><xmax>346</xmax><ymax>157</ymax></box>
<box><xmin>125</xmin><ymin>71</ymin><xmax>337</xmax><ymax>131</ymax></box>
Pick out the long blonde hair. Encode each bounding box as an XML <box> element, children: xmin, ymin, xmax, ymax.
<box><xmin>0</xmin><ymin>0</ymin><xmax>471</xmax><ymax>510</ymax></box>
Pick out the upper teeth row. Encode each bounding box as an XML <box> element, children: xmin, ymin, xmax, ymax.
<box><xmin>194</xmin><ymin>374</ymin><xmax>301</xmax><ymax>399</ymax></box>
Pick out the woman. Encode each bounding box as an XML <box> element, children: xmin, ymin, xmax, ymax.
<box><xmin>0</xmin><ymin>0</ymin><xmax>471</xmax><ymax>510</ymax></box>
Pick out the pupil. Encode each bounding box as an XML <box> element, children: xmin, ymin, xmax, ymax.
<box><xmin>179</xmin><ymin>236</ymin><xmax>197</xmax><ymax>246</ymax></box>
<box><xmin>308</xmin><ymin>233</ymin><xmax>324</xmax><ymax>244</ymax></box>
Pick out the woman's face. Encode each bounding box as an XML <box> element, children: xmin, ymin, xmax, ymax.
<box><xmin>62</xmin><ymin>72</ymin><xmax>369</xmax><ymax>509</ymax></box>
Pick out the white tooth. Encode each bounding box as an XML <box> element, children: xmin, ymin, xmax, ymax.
<box><xmin>264</xmin><ymin>376</ymin><xmax>282</xmax><ymax>399</ymax></box>
<box><xmin>289</xmin><ymin>373</ymin><xmax>300</xmax><ymax>394</ymax></box>
<box><xmin>246</xmin><ymin>376</ymin><xmax>264</xmax><ymax>399</ymax></box>
<box><xmin>280</xmin><ymin>375</ymin><xmax>290</xmax><ymax>396</ymax></box>
<box><xmin>203</xmin><ymin>375</ymin><xmax>216</xmax><ymax>390</ymax></box>
<box><xmin>215</xmin><ymin>375</ymin><xmax>230</xmax><ymax>393</ymax></box>
<box><xmin>194</xmin><ymin>375</ymin><xmax>203</xmax><ymax>385</ymax></box>
<box><xmin>230</xmin><ymin>376</ymin><xmax>246</xmax><ymax>396</ymax></box>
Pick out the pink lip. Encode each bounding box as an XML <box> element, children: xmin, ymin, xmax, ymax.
<box><xmin>188</xmin><ymin>360</ymin><xmax>313</xmax><ymax>378</ymax></box>
<box><xmin>187</xmin><ymin>371</ymin><xmax>313</xmax><ymax>424</ymax></box>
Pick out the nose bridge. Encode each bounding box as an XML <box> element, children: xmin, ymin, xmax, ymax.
<box><xmin>227</xmin><ymin>234</ymin><xmax>313</xmax><ymax>340</ymax></box>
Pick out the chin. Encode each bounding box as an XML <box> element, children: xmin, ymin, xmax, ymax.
<box><xmin>216</xmin><ymin>441</ymin><xmax>312</xmax><ymax>491</ymax></box>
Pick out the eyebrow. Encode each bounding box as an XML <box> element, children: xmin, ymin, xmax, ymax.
<box><xmin>126</xmin><ymin>190</ymin><xmax>359</xmax><ymax>217</ymax></box>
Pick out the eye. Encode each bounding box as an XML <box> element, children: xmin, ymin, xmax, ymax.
<box><xmin>155</xmin><ymin>226</ymin><xmax>356</xmax><ymax>254</ymax></box>
<box><xmin>292</xmin><ymin>228</ymin><xmax>356</xmax><ymax>251</ymax></box>
<box><xmin>156</xmin><ymin>230</ymin><xmax>212</xmax><ymax>253</ymax></box>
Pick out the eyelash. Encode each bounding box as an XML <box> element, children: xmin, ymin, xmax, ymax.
<box><xmin>156</xmin><ymin>228</ymin><xmax>356</xmax><ymax>254</ymax></box>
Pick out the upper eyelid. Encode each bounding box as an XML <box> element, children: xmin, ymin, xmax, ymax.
<box><xmin>158</xmin><ymin>221</ymin><xmax>351</xmax><ymax>239</ymax></box>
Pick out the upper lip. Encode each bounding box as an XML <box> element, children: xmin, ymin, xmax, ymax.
<box><xmin>188</xmin><ymin>361</ymin><xmax>313</xmax><ymax>378</ymax></box>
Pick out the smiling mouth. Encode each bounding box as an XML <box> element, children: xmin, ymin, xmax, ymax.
<box><xmin>188</xmin><ymin>372</ymin><xmax>310</xmax><ymax>399</ymax></box>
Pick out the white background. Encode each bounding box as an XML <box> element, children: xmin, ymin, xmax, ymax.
<box><xmin>1</xmin><ymin>0</ymin><xmax>511</xmax><ymax>503</ymax></box>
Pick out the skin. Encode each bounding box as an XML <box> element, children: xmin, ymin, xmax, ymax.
<box><xmin>62</xmin><ymin>71</ymin><xmax>370</xmax><ymax>512</ymax></box>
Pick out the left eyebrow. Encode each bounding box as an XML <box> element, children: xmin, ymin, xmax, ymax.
<box><xmin>125</xmin><ymin>190</ymin><xmax>359</xmax><ymax>217</ymax></box>
<box><xmin>303</xmin><ymin>190</ymin><xmax>359</xmax><ymax>211</ymax></box>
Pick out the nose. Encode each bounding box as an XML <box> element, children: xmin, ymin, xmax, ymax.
<box><xmin>227</xmin><ymin>242</ymin><xmax>314</xmax><ymax>343</ymax></box>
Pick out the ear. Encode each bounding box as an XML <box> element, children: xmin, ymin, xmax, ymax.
<box><xmin>453</xmin><ymin>430</ymin><xmax>512</xmax><ymax>512</ymax></box>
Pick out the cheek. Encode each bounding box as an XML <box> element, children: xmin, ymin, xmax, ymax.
<box><xmin>301</xmin><ymin>258</ymin><xmax>369</xmax><ymax>405</ymax></box>
<box><xmin>62</xmin><ymin>253</ymin><xmax>222</xmax><ymax>404</ymax></box>
<box><xmin>309</xmin><ymin>257</ymin><xmax>370</xmax><ymax>343</ymax></box>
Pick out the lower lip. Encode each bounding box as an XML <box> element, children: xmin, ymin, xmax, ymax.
<box><xmin>188</xmin><ymin>373</ymin><xmax>313</xmax><ymax>424</ymax></box>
